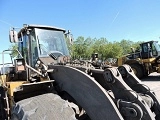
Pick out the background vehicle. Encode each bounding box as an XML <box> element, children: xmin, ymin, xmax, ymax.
<box><xmin>117</xmin><ymin>41</ymin><xmax>160</xmax><ymax>78</ymax></box>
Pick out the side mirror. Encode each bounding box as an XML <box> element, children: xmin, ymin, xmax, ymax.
<box><xmin>68</xmin><ymin>34</ymin><xmax>73</xmax><ymax>45</ymax></box>
<box><xmin>65</xmin><ymin>30</ymin><xmax>73</xmax><ymax>45</ymax></box>
<box><xmin>9</xmin><ymin>30</ymin><xmax>18</xmax><ymax>43</ymax></box>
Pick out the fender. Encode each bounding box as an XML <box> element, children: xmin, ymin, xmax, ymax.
<box><xmin>48</xmin><ymin>65</ymin><xmax>123</xmax><ymax>120</ymax></box>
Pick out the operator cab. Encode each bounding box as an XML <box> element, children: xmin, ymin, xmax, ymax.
<box><xmin>16</xmin><ymin>25</ymin><xmax>71</xmax><ymax>67</ymax></box>
<box><xmin>126</xmin><ymin>41</ymin><xmax>160</xmax><ymax>60</ymax></box>
<box><xmin>9</xmin><ymin>24</ymin><xmax>73</xmax><ymax>81</ymax></box>
<box><xmin>140</xmin><ymin>41</ymin><xmax>160</xmax><ymax>59</ymax></box>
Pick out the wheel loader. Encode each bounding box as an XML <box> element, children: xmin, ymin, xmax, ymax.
<box><xmin>117</xmin><ymin>41</ymin><xmax>160</xmax><ymax>78</ymax></box>
<box><xmin>0</xmin><ymin>24</ymin><xmax>160</xmax><ymax>120</ymax></box>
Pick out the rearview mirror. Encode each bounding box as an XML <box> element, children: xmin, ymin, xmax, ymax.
<box><xmin>9</xmin><ymin>30</ymin><xmax>18</xmax><ymax>43</ymax></box>
<box><xmin>68</xmin><ymin>34</ymin><xmax>73</xmax><ymax>45</ymax></box>
<box><xmin>65</xmin><ymin>30</ymin><xmax>73</xmax><ymax>45</ymax></box>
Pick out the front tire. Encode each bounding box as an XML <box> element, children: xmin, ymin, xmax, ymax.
<box><xmin>11</xmin><ymin>93</ymin><xmax>76</xmax><ymax>120</ymax></box>
<box><xmin>130</xmin><ymin>64</ymin><xmax>144</xmax><ymax>78</ymax></box>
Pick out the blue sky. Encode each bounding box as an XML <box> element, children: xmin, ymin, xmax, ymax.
<box><xmin>0</xmin><ymin>0</ymin><xmax>160</xmax><ymax>63</ymax></box>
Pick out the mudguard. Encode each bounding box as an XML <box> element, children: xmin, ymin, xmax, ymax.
<box><xmin>48</xmin><ymin>65</ymin><xmax>123</xmax><ymax>120</ymax></box>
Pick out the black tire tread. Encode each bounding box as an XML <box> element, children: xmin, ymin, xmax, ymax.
<box><xmin>11</xmin><ymin>93</ymin><xmax>76</xmax><ymax>120</ymax></box>
<box><xmin>130</xmin><ymin>64</ymin><xmax>143</xmax><ymax>78</ymax></box>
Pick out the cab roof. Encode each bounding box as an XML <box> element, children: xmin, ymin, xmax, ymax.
<box><xmin>139</xmin><ymin>40</ymin><xmax>158</xmax><ymax>45</ymax></box>
<box><xmin>18</xmin><ymin>24</ymin><xmax>66</xmax><ymax>34</ymax></box>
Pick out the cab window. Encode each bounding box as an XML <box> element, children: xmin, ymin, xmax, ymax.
<box><xmin>18</xmin><ymin>33</ymin><xmax>29</xmax><ymax>63</ymax></box>
<box><xmin>30</xmin><ymin>30</ymin><xmax>38</xmax><ymax>67</ymax></box>
<box><xmin>142</xmin><ymin>43</ymin><xmax>148</xmax><ymax>53</ymax></box>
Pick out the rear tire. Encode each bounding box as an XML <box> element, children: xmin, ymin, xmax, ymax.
<box><xmin>130</xmin><ymin>64</ymin><xmax>144</xmax><ymax>78</ymax></box>
<box><xmin>11</xmin><ymin>93</ymin><xmax>76</xmax><ymax>120</ymax></box>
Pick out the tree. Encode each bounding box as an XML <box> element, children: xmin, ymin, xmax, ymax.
<box><xmin>9</xmin><ymin>43</ymin><xmax>18</xmax><ymax>58</ymax></box>
<box><xmin>90</xmin><ymin>38</ymin><xmax>108</xmax><ymax>60</ymax></box>
<box><xmin>104</xmin><ymin>41</ymin><xmax>123</xmax><ymax>59</ymax></box>
<box><xmin>71</xmin><ymin>37</ymin><xmax>141</xmax><ymax>60</ymax></box>
<box><xmin>119</xmin><ymin>39</ymin><xmax>134</xmax><ymax>55</ymax></box>
<box><xmin>71</xmin><ymin>36</ymin><xmax>93</xmax><ymax>59</ymax></box>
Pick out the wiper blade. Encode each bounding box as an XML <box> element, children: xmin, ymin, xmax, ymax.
<box><xmin>39</xmin><ymin>44</ymin><xmax>57</xmax><ymax>59</ymax></box>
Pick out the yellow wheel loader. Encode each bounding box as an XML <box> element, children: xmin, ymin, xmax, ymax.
<box><xmin>0</xmin><ymin>24</ymin><xmax>160</xmax><ymax>120</ymax></box>
<box><xmin>117</xmin><ymin>41</ymin><xmax>160</xmax><ymax>78</ymax></box>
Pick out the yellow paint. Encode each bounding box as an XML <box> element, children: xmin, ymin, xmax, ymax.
<box><xmin>157</xmin><ymin>64</ymin><xmax>160</xmax><ymax>73</ymax></box>
<box><xmin>117</xmin><ymin>56</ymin><xmax>127</xmax><ymax>66</ymax></box>
<box><xmin>117</xmin><ymin>57</ymin><xmax>122</xmax><ymax>66</ymax></box>
<box><xmin>0</xmin><ymin>75</ymin><xmax>6</xmax><ymax>86</ymax></box>
<box><xmin>7</xmin><ymin>81</ymin><xmax>25</xmax><ymax>96</ymax></box>
<box><xmin>140</xmin><ymin>58</ymin><xmax>156</xmax><ymax>63</ymax></box>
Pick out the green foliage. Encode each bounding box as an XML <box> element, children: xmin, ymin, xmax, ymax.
<box><xmin>105</xmin><ymin>41</ymin><xmax>123</xmax><ymax>58</ymax></box>
<box><xmin>119</xmin><ymin>40</ymin><xmax>143</xmax><ymax>55</ymax></box>
<box><xmin>71</xmin><ymin>36</ymin><xmax>93</xmax><ymax>59</ymax></box>
<box><xmin>71</xmin><ymin>37</ymin><xmax>142</xmax><ymax>60</ymax></box>
<box><xmin>9</xmin><ymin>43</ymin><xmax>18</xmax><ymax>58</ymax></box>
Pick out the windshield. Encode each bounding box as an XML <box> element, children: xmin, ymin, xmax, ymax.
<box><xmin>35</xmin><ymin>28</ymin><xmax>69</xmax><ymax>56</ymax></box>
<box><xmin>153</xmin><ymin>41</ymin><xmax>160</xmax><ymax>52</ymax></box>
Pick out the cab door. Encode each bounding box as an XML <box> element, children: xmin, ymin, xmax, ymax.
<box><xmin>30</xmin><ymin>30</ymin><xmax>39</xmax><ymax>67</ymax></box>
<box><xmin>141</xmin><ymin>43</ymin><xmax>153</xmax><ymax>59</ymax></box>
<box><xmin>18</xmin><ymin>33</ymin><xmax>29</xmax><ymax>64</ymax></box>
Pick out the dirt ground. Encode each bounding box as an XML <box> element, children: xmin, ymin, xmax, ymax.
<box><xmin>141</xmin><ymin>72</ymin><xmax>160</xmax><ymax>101</ymax></box>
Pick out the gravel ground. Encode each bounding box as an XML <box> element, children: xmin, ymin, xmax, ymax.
<box><xmin>141</xmin><ymin>72</ymin><xmax>160</xmax><ymax>101</ymax></box>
